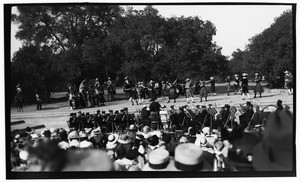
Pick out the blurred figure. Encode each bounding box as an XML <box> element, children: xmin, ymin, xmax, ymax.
<box><xmin>253</xmin><ymin>73</ymin><xmax>264</xmax><ymax>98</ymax></box>
<box><xmin>241</xmin><ymin>73</ymin><xmax>250</xmax><ymax>100</ymax></box>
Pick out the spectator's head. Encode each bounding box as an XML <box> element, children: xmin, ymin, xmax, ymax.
<box><xmin>68</xmin><ymin>131</ymin><xmax>79</xmax><ymax>141</ymax></box>
<box><xmin>172</xmin><ymin>143</ymin><xmax>213</xmax><ymax>171</ymax></box>
<box><xmin>129</xmin><ymin>124</ymin><xmax>137</xmax><ymax>132</ymax></box>
<box><xmin>179</xmin><ymin>136</ymin><xmax>188</xmax><ymax>144</ymax></box>
<box><xmin>118</xmin><ymin>133</ymin><xmax>131</xmax><ymax>145</ymax></box>
<box><xmin>128</xmin><ymin>165</ymin><xmax>141</xmax><ymax>171</ymax></box>
<box><xmin>142</xmin><ymin>147</ymin><xmax>172</xmax><ymax>171</ymax></box>
<box><xmin>202</xmin><ymin>127</ymin><xmax>211</xmax><ymax>136</ymax></box>
<box><xmin>252</xmin><ymin>110</ymin><xmax>293</xmax><ymax>171</ymax></box>
<box><xmin>106</xmin><ymin>134</ymin><xmax>119</xmax><ymax>149</ymax></box>
<box><xmin>147</xmin><ymin>135</ymin><xmax>159</xmax><ymax>147</ymax></box>
<box><xmin>142</xmin><ymin>126</ymin><xmax>150</xmax><ymax>135</ymax></box>
<box><xmin>41</xmin><ymin>130</ymin><xmax>51</xmax><ymax>139</ymax></box>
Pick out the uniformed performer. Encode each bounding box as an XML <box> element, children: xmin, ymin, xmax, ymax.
<box><xmin>209</xmin><ymin>77</ymin><xmax>216</xmax><ymax>96</ymax></box>
<box><xmin>284</xmin><ymin>70</ymin><xmax>293</xmax><ymax>95</ymax></box>
<box><xmin>254</xmin><ymin>73</ymin><xmax>264</xmax><ymax>98</ymax></box>
<box><xmin>225</xmin><ymin>76</ymin><xmax>231</xmax><ymax>96</ymax></box>
<box><xmin>234</xmin><ymin>74</ymin><xmax>240</xmax><ymax>94</ymax></box>
<box><xmin>199</xmin><ymin>79</ymin><xmax>207</xmax><ymax>102</ymax></box>
<box><xmin>241</xmin><ymin>73</ymin><xmax>250</xmax><ymax>100</ymax></box>
<box><xmin>185</xmin><ymin>78</ymin><xmax>194</xmax><ymax>103</ymax></box>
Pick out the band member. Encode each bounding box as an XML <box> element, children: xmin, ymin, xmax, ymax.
<box><xmin>254</xmin><ymin>73</ymin><xmax>264</xmax><ymax>98</ymax></box>
<box><xmin>199</xmin><ymin>79</ymin><xmax>207</xmax><ymax>102</ymax></box>
<box><xmin>14</xmin><ymin>84</ymin><xmax>24</xmax><ymax>112</ymax></box>
<box><xmin>167</xmin><ymin>80</ymin><xmax>179</xmax><ymax>103</ymax></box>
<box><xmin>234</xmin><ymin>74</ymin><xmax>240</xmax><ymax>94</ymax></box>
<box><xmin>241</xmin><ymin>73</ymin><xmax>250</xmax><ymax>100</ymax></box>
<box><xmin>209</xmin><ymin>77</ymin><xmax>216</xmax><ymax>96</ymax></box>
<box><xmin>284</xmin><ymin>71</ymin><xmax>293</xmax><ymax>95</ymax></box>
<box><xmin>185</xmin><ymin>78</ymin><xmax>194</xmax><ymax>103</ymax></box>
<box><xmin>225</xmin><ymin>76</ymin><xmax>231</xmax><ymax>96</ymax></box>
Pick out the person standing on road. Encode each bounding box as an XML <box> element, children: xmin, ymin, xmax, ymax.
<box><xmin>234</xmin><ymin>74</ymin><xmax>241</xmax><ymax>94</ymax></box>
<box><xmin>185</xmin><ymin>78</ymin><xmax>194</xmax><ymax>103</ymax></box>
<box><xmin>241</xmin><ymin>73</ymin><xmax>250</xmax><ymax>100</ymax></box>
<box><xmin>35</xmin><ymin>90</ymin><xmax>42</xmax><ymax>110</ymax></box>
<box><xmin>209</xmin><ymin>77</ymin><xmax>216</xmax><ymax>96</ymax></box>
<box><xmin>14</xmin><ymin>84</ymin><xmax>24</xmax><ymax>112</ymax></box>
<box><xmin>254</xmin><ymin>73</ymin><xmax>264</xmax><ymax>98</ymax></box>
<box><xmin>225</xmin><ymin>76</ymin><xmax>231</xmax><ymax>96</ymax></box>
<box><xmin>284</xmin><ymin>71</ymin><xmax>293</xmax><ymax>95</ymax></box>
<box><xmin>199</xmin><ymin>79</ymin><xmax>207</xmax><ymax>102</ymax></box>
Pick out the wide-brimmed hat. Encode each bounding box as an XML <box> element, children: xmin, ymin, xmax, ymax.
<box><xmin>242</xmin><ymin>73</ymin><xmax>248</xmax><ymax>76</ymax></box>
<box><xmin>284</xmin><ymin>70</ymin><xmax>290</xmax><ymax>74</ymax></box>
<box><xmin>210</xmin><ymin>77</ymin><xmax>214</xmax><ymax>80</ymax></box>
<box><xmin>124</xmin><ymin>76</ymin><xmax>128</xmax><ymax>80</ymax></box>
<box><xmin>252</xmin><ymin>110</ymin><xmax>293</xmax><ymax>171</ymax></box>
<box><xmin>186</xmin><ymin>78</ymin><xmax>190</xmax><ymax>82</ymax></box>
<box><xmin>95</xmin><ymin>78</ymin><xmax>99</xmax><ymax>81</ymax></box>
<box><xmin>117</xmin><ymin>133</ymin><xmax>131</xmax><ymax>144</ymax></box>
<box><xmin>255</xmin><ymin>73</ymin><xmax>259</xmax><ymax>75</ymax></box>
<box><xmin>106</xmin><ymin>134</ymin><xmax>119</xmax><ymax>149</ymax></box>
<box><xmin>234</xmin><ymin>74</ymin><xmax>239</xmax><ymax>77</ymax></box>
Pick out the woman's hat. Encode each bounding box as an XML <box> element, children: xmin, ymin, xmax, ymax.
<box><xmin>242</xmin><ymin>73</ymin><xmax>248</xmax><ymax>76</ymax></box>
<box><xmin>117</xmin><ymin>133</ymin><xmax>131</xmax><ymax>144</ymax></box>
<box><xmin>234</xmin><ymin>74</ymin><xmax>238</xmax><ymax>77</ymax></box>
<box><xmin>252</xmin><ymin>110</ymin><xmax>293</xmax><ymax>171</ymax></box>
<box><xmin>255</xmin><ymin>73</ymin><xmax>259</xmax><ymax>75</ymax></box>
<box><xmin>106</xmin><ymin>134</ymin><xmax>119</xmax><ymax>149</ymax></box>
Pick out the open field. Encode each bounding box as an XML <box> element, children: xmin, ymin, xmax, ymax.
<box><xmin>10</xmin><ymin>83</ymin><xmax>293</xmax><ymax>134</ymax></box>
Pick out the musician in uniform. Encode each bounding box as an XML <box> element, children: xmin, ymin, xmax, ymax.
<box><xmin>254</xmin><ymin>73</ymin><xmax>264</xmax><ymax>98</ymax></box>
<box><xmin>199</xmin><ymin>79</ymin><xmax>207</xmax><ymax>102</ymax></box>
<box><xmin>185</xmin><ymin>78</ymin><xmax>194</xmax><ymax>103</ymax></box>
<box><xmin>241</xmin><ymin>73</ymin><xmax>250</xmax><ymax>100</ymax></box>
<box><xmin>225</xmin><ymin>76</ymin><xmax>231</xmax><ymax>96</ymax></box>
<box><xmin>284</xmin><ymin>70</ymin><xmax>293</xmax><ymax>95</ymax></box>
<box><xmin>234</xmin><ymin>74</ymin><xmax>240</xmax><ymax>94</ymax></box>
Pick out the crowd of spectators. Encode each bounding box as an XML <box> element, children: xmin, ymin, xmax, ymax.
<box><xmin>10</xmin><ymin>100</ymin><xmax>293</xmax><ymax>172</ymax></box>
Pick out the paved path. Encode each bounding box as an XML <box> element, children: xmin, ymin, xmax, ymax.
<box><xmin>10</xmin><ymin>89</ymin><xmax>293</xmax><ymax>133</ymax></box>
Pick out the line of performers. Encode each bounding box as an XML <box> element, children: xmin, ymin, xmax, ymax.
<box><xmin>67</xmin><ymin>78</ymin><xmax>116</xmax><ymax>110</ymax></box>
<box><xmin>123</xmin><ymin>72</ymin><xmax>267</xmax><ymax>105</ymax></box>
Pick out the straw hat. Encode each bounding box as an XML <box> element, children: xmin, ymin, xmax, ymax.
<box><xmin>106</xmin><ymin>134</ymin><xmax>119</xmax><ymax>149</ymax></box>
<box><xmin>142</xmin><ymin>147</ymin><xmax>173</xmax><ymax>171</ymax></box>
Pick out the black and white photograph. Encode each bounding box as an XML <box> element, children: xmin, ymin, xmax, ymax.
<box><xmin>4</xmin><ymin>1</ymin><xmax>297</xmax><ymax>180</ymax></box>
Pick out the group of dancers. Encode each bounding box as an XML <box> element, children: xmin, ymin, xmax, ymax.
<box><xmin>13</xmin><ymin>70</ymin><xmax>293</xmax><ymax>112</ymax></box>
<box><xmin>67</xmin><ymin>78</ymin><xmax>116</xmax><ymax>110</ymax></box>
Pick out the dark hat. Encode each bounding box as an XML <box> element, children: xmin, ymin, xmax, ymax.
<box><xmin>147</xmin><ymin>135</ymin><xmax>159</xmax><ymax>146</ymax></box>
<box><xmin>246</xmin><ymin>101</ymin><xmax>252</xmax><ymax>106</ymax></box>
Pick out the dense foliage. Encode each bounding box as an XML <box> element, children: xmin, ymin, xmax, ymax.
<box><xmin>11</xmin><ymin>5</ymin><xmax>293</xmax><ymax>102</ymax></box>
<box><xmin>229</xmin><ymin>10</ymin><xmax>293</xmax><ymax>79</ymax></box>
